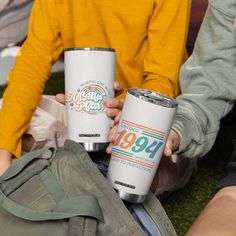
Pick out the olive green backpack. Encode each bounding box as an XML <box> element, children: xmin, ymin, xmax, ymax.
<box><xmin>0</xmin><ymin>140</ymin><xmax>177</xmax><ymax>236</ymax></box>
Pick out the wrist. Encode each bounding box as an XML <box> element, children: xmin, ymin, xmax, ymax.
<box><xmin>0</xmin><ymin>149</ymin><xmax>13</xmax><ymax>176</ymax></box>
<box><xmin>0</xmin><ymin>149</ymin><xmax>13</xmax><ymax>161</ymax></box>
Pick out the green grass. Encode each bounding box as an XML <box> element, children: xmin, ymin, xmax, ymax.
<box><xmin>0</xmin><ymin>84</ymin><xmax>6</xmax><ymax>96</ymax></box>
<box><xmin>162</xmin><ymin>121</ymin><xmax>234</xmax><ymax>235</ymax></box>
<box><xmin>43</xmin><ymin>72</ymin><xmax>65</xmax><ymax>95</ymax></box>
<box><xmin>0</xmin><ymin>72</ymin><xmax>234</xmax><ymax>236</ymax></box>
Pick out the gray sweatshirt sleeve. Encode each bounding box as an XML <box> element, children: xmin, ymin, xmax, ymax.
<box><xmin>172</xmin><ymin>0</ymin><xmax>236</xmax><ymax>158</ymax></box>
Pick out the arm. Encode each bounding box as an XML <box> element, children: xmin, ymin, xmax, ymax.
<box><xmin>171</xmin><ymin>1</ymin><xmax>236</xmax><ymax>158</ymax></box>
<box><xmin>0</xmin><ymin>150</ymin><xmax>12</xmax><ymax>176</ymax></box>
<box><xmin>142</xmin><ymin>0</ymin><xmax>190</xmax><ymax>98</ymax></box>
<box><xmin>0</xmin><ymin>0</ymin><xmax>63</xmax><ymax>157</ymax></box>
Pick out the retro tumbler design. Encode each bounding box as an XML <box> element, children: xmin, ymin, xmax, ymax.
<box><xmin>65</xmin><ymin>48</ymin><xmax>116</xmax><ymax>152</ymax></box>
<box><xmin>107</xmin><ymin>88</ymin><xmax>178</xmax><ymax>203</ymax></box>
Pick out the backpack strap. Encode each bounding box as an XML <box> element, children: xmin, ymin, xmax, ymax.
<box><xmin>0</xmin><ymin>178</ymin><xmax>104</xmax><ymax>222</ymax></box>
<box><xmin>0</xmin><ymin>147</ymin><xmax>104</xmax><ymax>223</ymax></box>
<box><xmin>0</xmin><ymin>147</ymin><xmax>52</xmax><ymax>182</ymax></box>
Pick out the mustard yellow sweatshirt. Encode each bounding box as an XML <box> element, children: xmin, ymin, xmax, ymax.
<box><xmin>0</xmin><ymin>0</ymin><xmax>190</xmax><ymax>157</ymax></box>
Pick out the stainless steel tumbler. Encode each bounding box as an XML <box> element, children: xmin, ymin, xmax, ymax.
<box><xmin>107</xmin><ymin>88</ymin><xmax>178</xmax><ymax>203</ymax></box>
<box><xmin>65</xmin><ymin>47</ymin><xmax>116</xmax><ymax>152</ymax></box>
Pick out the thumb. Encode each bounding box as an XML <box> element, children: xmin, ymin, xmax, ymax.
<box><xmin>55</xmin><ymin>93</ymin><xmax>65</xmax><ymax>105</ymax></box>
<box><xmin>164</xmin><ymin>130</ymin><xmax>180</xmax><ymax>157</ymax></box>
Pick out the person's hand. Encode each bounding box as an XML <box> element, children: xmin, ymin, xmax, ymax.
<box><xmin>55</xmin><ymin>81</ymin><xmax>124</xmax><ymax>154</ymax></box>
<box><xmin>106</xmin><ymin>122</ymin><xmax>119</xmax><ymax>154</ymax></box>
<box><xmin>55</xmin><ymin>93</ymin><xmax>65</xmax><ymax>105</ymax></box>
<box><xmin>55</xmin><ymin>81</ymin><xmax>124</xmax><ymax>105</ymax></box>
<box><xmin>105</xmin><ymin>97</ymin><xmax>123</xmax><ymax>153</ymax></box>
<box><xmin>163</xmin><ymin>129</ymin><xmax>180</xmax><ymax>157</ymax></box>
<box><xmin>0</xmin><ymin>149</ymin><xmax>12</xmax><ymax>176</ymax></box>
<box><xmin>105</xmin><ymin>82</ymin><xmax>124</xmax><ymax>153</ymax></box>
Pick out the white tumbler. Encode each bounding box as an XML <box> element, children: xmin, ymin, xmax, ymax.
<box><xmin>65</xmin><ymin>47</ymin><xmax>116</xmax><ymax>152</ymax></box>
<box><xmin>107</xmin><ymin>88</ymin><xmax>178</xmax><ymax>203</ymax></box>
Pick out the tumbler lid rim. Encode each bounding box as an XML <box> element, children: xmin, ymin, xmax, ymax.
<box><xmin>128</xmin><ymin>88</ymin><xmax>178</xmax><ymax>108</ymax></box>
<box><xmin>64</xmin><ymin>47</ymin><xmax>115</xmax><ymax>52</ymax></box>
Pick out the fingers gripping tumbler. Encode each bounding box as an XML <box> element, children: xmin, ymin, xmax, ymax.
<box><xmin>65</xmin><ymin>48</ymin><xmax>116</xmax><ymax>152</ymax></box>
<box><xmin>107</xmin><ymin>88</ymin><xmax>178</xmax><ymax>203</ymax></box>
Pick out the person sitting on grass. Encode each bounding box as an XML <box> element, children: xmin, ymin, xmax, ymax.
<box><xmin>0</xmin><ymin>0</ymin><xmax>191</xmax><ymax>200</ymax></box>
<box><xmin>107</xmin><ymin>0</ymin><xmax>236</xmax><ymax>235</ymax></box>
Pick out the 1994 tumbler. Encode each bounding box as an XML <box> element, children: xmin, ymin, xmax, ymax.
<box><xmin>107</xmin><ymin>88</ymin><xmax>178</xmax><ymax>203</ymax></box>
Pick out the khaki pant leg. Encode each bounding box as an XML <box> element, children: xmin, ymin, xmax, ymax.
<box><xmin>154</xmin><ymin>155</ymin><xmax>197</xmax><ymax>196</ymax></box>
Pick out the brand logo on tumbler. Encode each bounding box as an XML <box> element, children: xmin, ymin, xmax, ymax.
<box><xmin>66</xmin><ymin>81</ymin><xmax>110</xmax><ymax>114</ymax></box>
